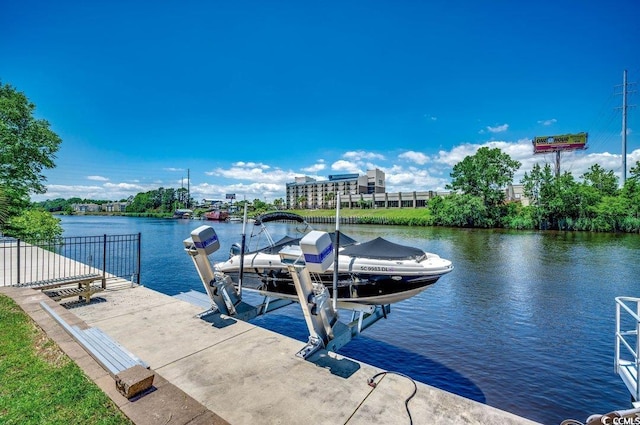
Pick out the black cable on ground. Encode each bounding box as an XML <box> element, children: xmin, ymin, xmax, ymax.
<box><xmin>367</xmin><ymin>371</ymin><xmax>418</xmax><ymax>425</ymax></box>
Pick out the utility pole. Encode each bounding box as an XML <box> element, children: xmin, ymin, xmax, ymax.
<box><xmin>622</xmin><ymin>70</ymin><xmax>628</xmax><ymax>186</ymax></box>
<box><xmin>187</xmin><ymin>168</ymin><xmax>190</xmax><ymax>209</ymax></box>
<box><xmin>617</xmin><ymin>70</ymin><xmax>635</xmax><ymax>186</ymax></box>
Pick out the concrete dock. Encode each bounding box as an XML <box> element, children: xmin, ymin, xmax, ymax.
<box><xmin>1</xmin><ymin>283</ymin><xmax>540</xmax><ymax>424</ymax></box>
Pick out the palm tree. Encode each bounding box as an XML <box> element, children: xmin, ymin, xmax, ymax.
<box><xmin>324</xmin><ymin>192</ymin><xmax>335</xmax><ymax>209</ymax></box>
<box><xmin>296</xmin><ymin>196</ymin><xmax>307</xmax><ymax>209</ymax></box>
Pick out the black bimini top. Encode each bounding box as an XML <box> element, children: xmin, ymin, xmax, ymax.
<box><xmin>254</xmin><ymin>212</ymin><xmax>306</xmax><ymax>225</ymax></box>
<box><xmin>340</xmin><ymin>237</ymin><xmax>425</xmax><ymax>260</ymax></box>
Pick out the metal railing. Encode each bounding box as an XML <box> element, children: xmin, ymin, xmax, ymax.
<box><xmin>0</xmin><ymin>233</ymin><xmax>141</xmax><ymax>287</ymax></box>
<box><xmin>615</xmin><ymin>296</ymin><xmax>640</xmax><ymax>403</ymax></box>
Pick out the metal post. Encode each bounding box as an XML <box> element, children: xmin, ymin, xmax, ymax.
<box><xmin>17</xmin><ymin>239</ymin><xmax>21</xmax><ymax>285</ymax></box>
<box><xmin>136</xmin><ymin>232</ymin><xmax>141</xmax><ymax>285</ymax></box>
<box><xmin>615</xmin><ymin>301</ymin><xmax>621</xmax><ymax>373</ymax></box>
<box><xmin>102</xmin><ymin>234</ymin><xmax>107</xmax><ymax>288</ymax></box>
<box><xmin>636</xmin><ymin>300</ymin><xmax>640</xmax><ymax>401</ymax></box>
<box><xmin>333</xmin><ymin>193</ymin><xmax>340</xmax><ymax>311</ymax></box>
<box><xmin>238</xmin><ymin>201</ymin><xmax>248</xmax><ymax>297</ymax></box>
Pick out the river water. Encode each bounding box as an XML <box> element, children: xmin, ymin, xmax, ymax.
<box><xmin>59</xmin><ymin>215</ymin><xmax>640</xmax><ymax>424</ymax></box>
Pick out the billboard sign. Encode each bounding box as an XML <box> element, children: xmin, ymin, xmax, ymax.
<box><xmin>533</xmin><ymin>132</ymin><xmax>587</xmax><ymax>154</ymax></box>
<box><xmin>225</xmin><ymin>193</ymin><xmax>236</xmax><ymax>200</ymax></box>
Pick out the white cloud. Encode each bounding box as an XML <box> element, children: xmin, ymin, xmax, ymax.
<box><xmin>487</xmin><ymin>124</ymin><xmax>509</xmax><ymax>133</ymax></box>
<box><xmin>331</xmin><ymin>160</ymin><xmax>362</xmax><ymax>174</ymax></box>
<box><xmin>232</xmin><ymin>161</ymin><xmax>270</xmax><ymax>170</ymax></box>
<box><xmin>398</xmin><ymin>151</ymin><xmax>430</xmax><ymax>165</ymax></box>
<box><xmin>385</xmin><ymin>167</ymin><xmax>449</xmax><ymax>192</ymax></box>
<box><xmin>163</xmin><ymin>167</ymin><xmax>185</xmax><ymax>172</ymax></box>
<box><xmin>87</xmin><ymin>175</ymin><xmax>109</xmax><ymax>181</ymax></box>
<box><xmin>103</xmin><ymin>182</ymin><xmax>148</xmax><ymax>191</ymax></box>
<box><xmin>343</xmin><ymin>151</ymin><xmax>385</xmax><ymax>161</ymax></box>
<box><xmin>302</xmin><ymin>161</ymin><xmax>326</xmax><ymax>173</ymax></box>
<box><xmin>206</xmin><ymin>163</ymin><xmax>293</xmax><ymax>184</ymax></box>
<box><xmin>537</xmin><ymin>118</ymin><xmax>557</xmax><ymax>126</ymax></box>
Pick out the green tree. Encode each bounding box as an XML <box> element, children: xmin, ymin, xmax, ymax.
<box><xmin>1</xmin><ymin>82</ymin><xmax>62</xmax><ymax>239</ymax></box>
<box><xmin>521</xmin><ymin>163</ymin><xmax>555</xmax><ymax>228</ymax></box>
<box><xmin>0</xmin><ymin>186</ymin><xmax>9</xmax><ymax>231</ymax></box>
<box><xmin>8</xmin><ymin>209</ymin><xmax>63</xmax><ymax>242</ymax></box>
<box><xmin>447</xmin><ymin>147</ymin><xmax>521</xmax><ymax>223</ymax></box>
<box><xmin>546</xmin><ymin>172</ymin><xmax>581</xmax><ymax>229</ymax></box>
<box><xmin>429</xmin><ymin>193</ymin><xmax>488</xmax><ymax>227</ymax></box>
<box><xmin>127</xmin><ymin>191</ymin><xmax>156</xmax><ymax>213</ymax></box>
<box><xmin>593</xmin><ymin>195</ymin><xmax>630</xmax><ymax>232</ymax></box>
<box><xmin>324</xmin><ymin>192</ymin><xmax>335</xmax><ymax>209</ymax></box>
<box><xmin>0</xmin><ymin>82</ymin><xmax>61</xmax><ymax>213</ymax></box>
<box><xmin>630</xmin><ymin>161</ymin><xmax>640</xmax><ymax>181</ymax></box>
<box><xmin>252</xmin><ymin>198</ymin><xmax>268</xmax><ymax>212</ymax></box>
<box><xmin>621</xmin><ymin>163</ymin><xmax>640</xmax><ymax>221</ymax></box>
<box><xmin>163</xmin><ymin>188</ymin><xmax>177</xmax><ymax>211</ymax></box>
<box><xmin>296</xmin><ymin>196</ymin><xmax>307</xmax><ymax>209</ymax></box>
<box><xmin>581</xmin><ymin>164</ymin><xmax>618</xmax><ymax>197</ymax></box>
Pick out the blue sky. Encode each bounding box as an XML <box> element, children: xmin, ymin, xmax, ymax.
<box><xmin>2</xmin><ymin>1</ymin><xmax>639</xmax><ymax>203</ymax></box>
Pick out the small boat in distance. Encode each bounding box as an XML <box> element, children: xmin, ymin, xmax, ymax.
<box><xmin>173</xmin><ymin>209</ymin><xmax>193</xmax><ymax>219</ymax></box>
<box><xmin>204</xmin><ymin>210</ymin><xmax>229</xmax><ymax>221</ymax></box>
<box><xmin>215</xmin><ymin>212</ymin><xmax>453</xmax><ymax>305</ymax></box>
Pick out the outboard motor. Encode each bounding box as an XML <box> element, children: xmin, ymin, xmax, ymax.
<box><xmin>229</xmin><ymin>242</ymin><xmax>243</xmax><ymax>258</ymax></box>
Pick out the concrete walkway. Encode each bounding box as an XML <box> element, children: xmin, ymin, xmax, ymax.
<box><xmin>1</xmin><ymin>283</ymin><xmax>541</xmax><ymax>424</ymax></box>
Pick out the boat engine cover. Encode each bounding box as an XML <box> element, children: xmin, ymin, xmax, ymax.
<box><xmin>299</xmin><ymin>231</ymin><xmax>334</xmax><ymax>273</ymax></box>
<box><xmin>189</xmin><ymin>226</ymin><xmax>220</xmax><ymax>255</ymax></box>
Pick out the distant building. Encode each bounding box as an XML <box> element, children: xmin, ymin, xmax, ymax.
<box><xmin>72</xmin><ymin>203</ymin><xmax>101</xmax><ymax>213</ymax></box>
<box><xmin>286</xmin><ymin>169</ymin><xmax>386</xmax><ymax>209</ymax></box>
<box><xmin>505</xmin><ymin>184</ymin><xmax>530</xmax><ymax>206</ymax></box>
<box><xmin>285</xmin><ymin>170</ymin><xmax>528</xmax><ymax>210</ymax></box>
<box><xmin>71</xmin><ymin>202</ymin><xmax>130</xmax><ymax>213</ymax></box>
<box><xmin>102</xmin><ymin>202</ymin><xmax>129</xmax><ymax>212</ymax></box>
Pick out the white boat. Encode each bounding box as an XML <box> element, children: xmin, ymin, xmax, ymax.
<box><xmin>215</xmin><ymin>212</ymin><xmax>454</xmax><ymax>305</ymax></box>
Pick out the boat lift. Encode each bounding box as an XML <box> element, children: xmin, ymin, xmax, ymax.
<box><xmin>183</xmin><ymin>225</ymin><xmax>389</xmax><ymax>359</ymax></box>
<box><xmin>615</xmin><ymin>296</ymin><xmax>640</xmax><ymax>407</ymax></box>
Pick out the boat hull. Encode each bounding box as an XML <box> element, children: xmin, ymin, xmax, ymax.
<box><xmin>204</xmin><ymin>211</ymin><xmax>229</xmax><ymax>221</ymax></box>
<box><xmin>217</xmin><ymin>250</ymin><xmax>453</xmax><ymax>305</ymax></box>
<box><xmin>226</xmin><ymin>269</ymin><xmax>441</xmax><ymax>305</ymax></box>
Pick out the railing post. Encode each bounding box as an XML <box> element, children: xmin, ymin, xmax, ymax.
<box><xmin>137</xmin><ymin>232</ymin><xmax>141</xmax><ymax>285</ymax></box>
<box><xmin>636</xmin><ymin>300</ymin><xmax>640</xmax><ymax>401</ymax></box>
<box><xmin>17</xmin><ymin>239</ymin><xmax>21</xmax><ymax>285</ymax></box>
<box><xmin>102</xmin><ymin>234</ymin><xmax>107</xmax><ymax>289</ymax></box>
<box><xmin>615</xmin><ymin>300</ymin><xmax>621</xmax><ymax>373</ymax></box>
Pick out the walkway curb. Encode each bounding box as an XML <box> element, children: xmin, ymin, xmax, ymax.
<box><xmin>0</xmin><ymin>286</ymin><xmax>230</xmax><ymax>425</ymax></box>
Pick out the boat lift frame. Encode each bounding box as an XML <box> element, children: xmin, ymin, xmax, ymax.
<box><xmin>184</xmin><ymin>225</ymin><xmax>389</xmax><ymax>359</ymax></box>
<box><xmin>615</xmin><ymin>296</ymin><xmax>640</xmax><ymax>407</ymax></box>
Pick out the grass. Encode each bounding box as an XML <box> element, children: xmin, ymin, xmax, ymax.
<box><xmin>287</xmin><ymin>208</ymin><xmax>432</xmax><ymax>226</ymax></box>
<box><xmin>0</xmin><ymin>295</ymin><xmax>132</xmax><ymax>425</ymax></box>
